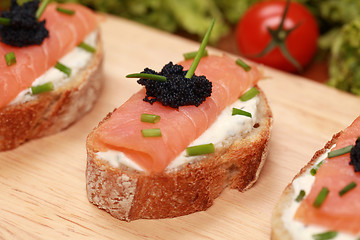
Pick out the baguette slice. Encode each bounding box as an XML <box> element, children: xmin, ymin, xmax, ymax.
<box><xmin>86</xmin><ymin>86</ymin><xmax>272</xmax><ymax>221</ymax></box>
<box><xmin>272</xmin><ymin>119</ymin><xmax>360</xmax><ymax>239</ymax></box>
<box><xmin>0</xmin><ymin>32</ymin><xmax>103</xmax><ymax>151</ymax></box>
<box><xmin>271</xmin><ymin>134</ymin><xmax>338</xmax><ymax>240</ymax></box>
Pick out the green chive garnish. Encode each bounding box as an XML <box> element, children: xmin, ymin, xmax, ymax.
<box><xmin>295</xmin><ymin>190</ymin><xmax>306</xmax><ymax>202</ymax></box>
<box><xmin>183</xmin><ymin>50</ymin><xmax>208</xmax><ymax>60</ymax></box>
<box><xmin>312</xmin><ymin>231</ymin><xmax>338</xmax><ymax>240</ymax></box>
<box><xmin>185</xmin><ymin>18</ymin><xmax>215</xmax><ymax>79</ymax></box>
<box><xmin>141</xmin><ymin>114</ymin><xmax>160</xmax><ymax>124</ymax></box>
<box><xmin>4</xmin><ymin>52</ymin><xmax>16</xmax><ymax>66</ymax></box>
<box><xmin>0</xmin><ymin>17</ymin><xmax>10</xmax><ymax>26</ymax></box>
<box><xmin>55</xmin><ymin>62</ymin><xmax>72</xmax><ymax>77</ymax></box>
<box><xmin>232</xmin><ymin>108</ymin><xmax>252</xmax><ymax>118</ymax></box>
<box><xmin>126</xmin><ymin>73</ymin><xmax>167</xmax><ymax>82</ymax></box>
<box><xmin>78</xmin><ymin>42</ymin><xmax>96</xmax><ymax>53</ymax></box>
<box><xmin>141</xmin><ymin>128</ymin><xmax>162</xmax><ymax>137</ymax></box>
<box><xmin>240</xmin><ymin>87</ymin><xmax>260</xmax><ymax>101</ymax></box>
<box><xmin>236</xmin><ymin>58</ymin><xmax>251</xmax><ymax>72</ymax></box>
<box><xmin>56</xmin><ymin>7</ymin><xmax>75</xmax><ymax>15</ymax></box>
<box><xmin>36</xmin><ymin>0</ymin><xmax>50</xmax><ymax>19</ymax></box>
<box><xmin>310</xmin><ymin>160</ymin><xmax>324</xmax><ymax>176</ymax></box>
<box><xmin>328</xmin><ymin>145</ymin><xmax>353</xmax><ymax>158</ymax></box>
<box><xmin>339</xmin><ymin>181</ymin><xmax>357</xmax><ymax>196</ymax></box>
<box><xmin>31</xmin><ymin>81</ymin><xmax>54</xmax><ymax>95</ymax></box>
<box><xmin>186</xmin><ymin>143</ymin><xmax>215</xmax><ymax>156</ymax></box>
<box><xmin>313</xmin><ymin>187</ymin><xmax>329</xmax><ymax>208</ymax></box>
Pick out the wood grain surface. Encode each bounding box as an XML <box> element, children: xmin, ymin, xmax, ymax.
<box><xmin>1</xmin><ymin>15</ymin><xmax>360</xmax><ymax>240</ymax></box>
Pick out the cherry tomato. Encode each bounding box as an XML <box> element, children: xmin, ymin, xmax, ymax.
<box><xmin>236</xmin><ymin>0</ymin><xmax>319</xmax><ymax>72</ymax></box>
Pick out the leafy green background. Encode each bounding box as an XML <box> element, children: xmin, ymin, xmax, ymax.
<box><xmin>2</xmin><ymin>0</ymin><xmax>360</xmax><ymax>94</ymax></box>
<box><xmin>3</xmin><ymin>0</ymin><xmax>359</xmax><ymax>45</ymax></box>
<box><xmin>53</xmin><ymin>0</ymin><xmax>259</xmax><ymax>44</ymax></box>
<box><xmin>56</xmin><ymin>0</ymin><xmax>360</xmax><ymax>95</ymax></box>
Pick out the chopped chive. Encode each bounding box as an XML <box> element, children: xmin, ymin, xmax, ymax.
<box><xmin>141</xmin><ymin>128</ymin><xmax>162</xmax><ymax>137</ymax></box>
<box><xmin>339</xmin><ymin>181</ymin><xmax>357</xmax><ymax>196</ymax></box>
<box><xmin>328</xmin><ymin>145</ymin><xmax>353</xmax><ymax>158</ymax></box>
<box><xmin>313</xmin><ymin>187</ymin><xmax>329</xmax><ymax>208</ymax></box>
<box><xmin>30</xmin><ymin>81</ymin><xmax>54</xmax><ymax>95</ymax></box>
<box><xmin>186</xmin><ymin>143</ymin><xmax>215</xmax><ymax>156</ymax></box>
<box><xmin>295</xmin><ymin>190</ymin><xmax>306</xmax><ymax>202</ymax></box>
<box><xmin>240</xmin><ymin>87</ymin><xmax>260</xmax><ymax>101</ymax></box>
<box><xmin>56</xmin><ymin>6</ymin><xmax>75</xmax><ymax>15</ymax></box>
<box><xmin>312</xmin><ymin>231</ymin><xmax>338</xmax><ymax>240</ymax></box>
<box><xmin>185</xmin><ymin>18</ymin><xmax>215</xmax><ymax>79</ymax></box>
<box><xmin>141</xmin><ymin>114</ymin><xmax>160</xmax><ymax>124</ymax></box>
<box><xmin>236</xmin><ymin>58</ymin><xmax>251</xmax><ymax>72</ymax></box>
<box><xmin>36</xmin><ymin>0</ymin><xmax>50</xmax><ymax>19</ymax></box>
<box><xmin>55</xmin><ymin>62</ymin><xmax>72</xmax><ymax>77</ymax></box>
<box><xmin>0</xmin><ymin>17</ymin><xmax>10</xmax><ymax>26</ymax></box>
<box><xmin>4</xmin><ymin>52</ymin><xmax>16</xmax><ymax>66</ymax></box>
<box><xmin>126</xmin><ymin>73</ymin><xmax>167</xmax><ymax>82</ymax></box>
<box><xmin>183</xmin><ymin>50</ymin><xmax>208</xmax><ymax>60</ymax></box>
<box><xmin>78</xmin><ymin>42</ymin><xmax>96</xmax><ymax>53</ymax></box>
<box><xmin>232</xmin><ymin>108</ymin><xmax>252</xmax><ymax>118</ymax></box>
<box><xmin>310</xmin><ymin>160</ymin><xmax>324</xmax><ymax>176</ymax></box>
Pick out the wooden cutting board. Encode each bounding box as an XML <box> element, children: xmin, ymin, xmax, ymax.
<box><xmin>1</xmin><ymin>15</ymin><xmax>360</xmax><ymax>240</ymax></box>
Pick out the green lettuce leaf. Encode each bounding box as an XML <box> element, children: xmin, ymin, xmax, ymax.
<box><xmin>327</xmin><ymin>18</ymin><xmax>360</xmax><ymax>95</ymax></box>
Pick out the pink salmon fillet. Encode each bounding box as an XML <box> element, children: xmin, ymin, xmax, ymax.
<box><xmin>295</xmin><ymin>116</ymin><xmax>360</xmax><ymax>234</ymax></box>
<box><xmin>94</xmin><ymin>55</ymin><xmax>262</xmax><ymax>172</ymax></box>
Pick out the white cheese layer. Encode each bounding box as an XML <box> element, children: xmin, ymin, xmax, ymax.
<box><xmin>96</xmin><ymin>95</ymin><xmax>259</xmax><ymax>172</ymax></box>
<box><xmin>282</xmin><ymin>146</ymin><xmax>360</xmax><ymax>240</ymax></box>
<box><xmin>10</xmin><ymin>30</ymin><xmax>98</xmax><ymax>105</ymax></box>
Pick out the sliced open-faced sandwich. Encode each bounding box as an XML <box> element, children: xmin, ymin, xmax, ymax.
<box><xmin>0</xmin><ymin>0</ymin><xmax>103</xmax><ymax>151</ymax></box>
<box><xmin>86</xmin><ymin>20</ymin><xmax>273</xmax><ymax>221</ymax></box>
<box><xmin>272</xmin><ymin>116</ymin><xmax>360</xmax><ymax>239</ymax></box>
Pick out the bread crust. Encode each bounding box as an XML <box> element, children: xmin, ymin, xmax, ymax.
<box><xmin>271</xmin><ymin>132</ymin><xmax>341</xmax><ymax>240</ymax></box>
<box><xmin>86</xmin><ymin>87</ymin><xmax>273</xmax><ymax>221</ymax></box>
<box><xmin>0</xmin><ymin>31</ymin><xmax>103</xmax><ymax>151</ymax></box>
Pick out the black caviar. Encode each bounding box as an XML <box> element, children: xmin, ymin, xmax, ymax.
<box><xmin>138</xmin><ymin>62</ymin><xmax>212</xmax><ymax>109</ymax></box>
<box><xmin>350</xmin><ymin>138</ymin><xmax>360</xmax><ymax>172</ymax></box>
<box><xmin>0</xmin><ymin>0</ymin><xmax>49</xmax><ymax>47</ymax></box>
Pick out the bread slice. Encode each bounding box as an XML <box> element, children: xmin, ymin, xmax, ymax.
<box><xmin>86</xmin><ymin>86</ymin><xmax>272</xmax><ymax>221</ymax></box>
<box><xmin>0</xmin><ymin>31</ymin><xmax>103</xmax><ymax>151</ymax></box>
<box><xmin>271</xmin><ymin>132</ymin><xmax>341</xmax><ymax>240</ymax></box>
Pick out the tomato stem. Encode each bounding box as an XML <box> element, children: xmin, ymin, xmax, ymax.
<box><xmin>278</xmin><ymin>42</ymin><xmax>302</xmax><ymax>71</ymax></box>
<box><xmin>251</xmin><ymin>0</ymin><xmax>304</xmax><ymax>72</ymax></box>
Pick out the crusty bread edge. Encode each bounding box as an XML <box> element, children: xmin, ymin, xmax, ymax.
<box><xmin>0</xmin><ymin>30</ymin><xmax>104</xmax><ymax>151</ymax></box>
<box><xmin>86</xmin><ymin>86</ymin><xmax>273</xmax><ymax>221</ymax></box>
<box><xmin>271</xmin><ymin>132</ymin><xmax>341</xmax><ymax>240</ymax></box>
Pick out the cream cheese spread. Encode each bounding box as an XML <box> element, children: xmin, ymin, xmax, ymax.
<box><xmin>96</xmin><ymin>95</ymin><xmax>260</xmax><ymax>172</ymax></box>
<box><xmin>10</xmin><ymin>30</ymin><xmax>98</xmax><ymax>105</ymax></box>
<box><xmin>282</xmin><ymin>146</ymin><xmax>360</xmax><ymax>240</ymax></box>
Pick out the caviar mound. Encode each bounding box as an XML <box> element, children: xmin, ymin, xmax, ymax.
<box><xmin>0</xmin><ymin>0</ymin><xmax>49</xmax><ymax>47</ymax></box>
<box><xmin>138</xmin><ymin>62</ymin><xmax>212</xmax><ymax>108</ymax></box>
<box><xmin>350</xmin><ymin>138</ymin><xmax>360</xmax><ymax>172</ymax></box>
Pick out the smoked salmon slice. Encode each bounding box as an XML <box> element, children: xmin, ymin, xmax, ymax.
<box><xmin>0</xmin><ymin>3</ymin><xmax>98</xmax><ymax>108</ymax></box>
<box><xmin>93</xmin><ymin>55</ymin><xmax>261</xmax><ymax>172</ymax></box>
<box><xmin>295</xmin><ymin>116</ymin><xmax>360</xmax><ymax>234</ymax></box>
